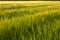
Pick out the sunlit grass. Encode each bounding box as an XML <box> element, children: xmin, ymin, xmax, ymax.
<box><xmin>0</xmin><ymin>2</ymin><xmax>60</xmax><ymax>40</ymax></box>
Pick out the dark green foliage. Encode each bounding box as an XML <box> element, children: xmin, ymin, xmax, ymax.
<box><xmin>0</xmin><ymin>0</ymin><xmax>60</xmax><ymax>1</ymax></box>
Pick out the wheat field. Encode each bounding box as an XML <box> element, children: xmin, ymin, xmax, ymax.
<box><xmin>0</xmin><ymin>1</ymin><xmax>60</xmax><ymax>40</ymax></box>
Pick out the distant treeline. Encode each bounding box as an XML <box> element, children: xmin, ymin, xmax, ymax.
<box><xmin>0</xmin><ymin>0</ymin><xmax>60</xmax><ymax>1</ymax></box>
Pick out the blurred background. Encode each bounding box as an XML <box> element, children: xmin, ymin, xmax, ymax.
<box><xmin>0</xmin><ymin>0</ymin><xmax>60</xmax><ymax>1</ymax></box>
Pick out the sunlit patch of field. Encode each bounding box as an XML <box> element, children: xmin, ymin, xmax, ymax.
<box><xmin>0</xmin><ymin>2</ymin><xmax>60</xmax><ymax>40</ymax></box>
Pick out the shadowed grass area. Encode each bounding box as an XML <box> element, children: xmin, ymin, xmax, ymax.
<box><xmin>0</xmin><ymin>3</ymin><xmax>60</xmax><ymax>40</ymax></box>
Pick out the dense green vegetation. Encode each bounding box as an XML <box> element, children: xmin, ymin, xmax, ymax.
<box><xmin>0</xmin><ymin>3</ymin><xmax>60</xmax><ymax>40</ymax></box>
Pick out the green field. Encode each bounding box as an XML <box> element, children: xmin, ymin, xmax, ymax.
<box><xmin>0</xmin><ymin>2</ymin><xmax>60</xmax><ymax>40</ymax></box>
